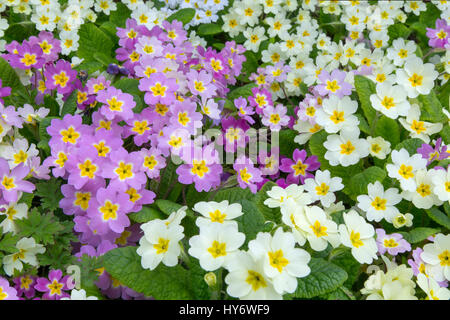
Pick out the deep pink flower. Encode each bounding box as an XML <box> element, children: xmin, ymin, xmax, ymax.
<box><xmin>34</xmin><ymin>269</ymin><xmax>73</xmax><ymax>300</ymax></box>
<box><xmin>279</xmin><ymin>149</ymin><xmax>320</xmax><ymax>184</ymax></box>
<box><xmin>138</xmin><ymin>72</ymin><xmax>178</xmax><ymax>106</ymax></box>
<box><xmin>96</xmin><ymin>86</ymin><xmax>136</xmax><ymax>121</ymax></box>
<box><xmin>44</xmin><ymin>60</ymin><xmax>77</xmax><ymax>95</ymax></box>
<box><xmin>233</xmin><ymin>155</ymin><xmax>263</xmax><ymax>193</ymax></box>
<box><xmin>426</xmin><ymin>19</ymin><xmax>450</xmax><ymax>48</ymax></box>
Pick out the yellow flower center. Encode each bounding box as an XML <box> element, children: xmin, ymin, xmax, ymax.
<box><xmin>55</xmin><ymin>152</ymin><xmax>68</xmax><ymax>167</ymax></box>
<box><xmin>350</xmin><ymin>230</ymin><xmax>364</xmax><ymax>248</ymax></box>
<box><xmin>2</xmin><ymin>176</ymin><xmax>15</xmax><ymax>190</ymax></box>
<box><xmin>21</xmin><ymin>53</ymin><xmax>37</xmax><ymax>66</ymax></box>
<box><xmin>132</xmin><ymin>120</ymin><xmax>150</xmax><ymax>135</ymax></box>
<box><xmin>246</xmin><ymin>270</ymin><xmax>267</xmax><ymax>291</ymax></box>
<box><xmin>416</xmin><ymin>183</ymin><xmax>431</xmax><ymax>197</ymax></box>
<box><xmin>310</xmin><ymin>221</ymin><xmax>328</xmax><ymax>237</ymax></box>
<box><xmin>114</xmin><ymin>162</ymin><xmax>133</xmax><ymax>180</ymax></box>
<box><xmin>408</xmin><ymin>73</ymin><xmax>423</xmax><ymax>87</ymax></box>
<box><xmin>383</xmin><ymin>238</ymin><xmax>399</xmax><ymax>248</ymax></box>
<box><xmin>125</xmin><ymin>188</ymin><xmax>141</xmax><ymax>203</ymax></box>
<box><xmin>150</xmin><ymin>83</ymin><xmax>167</xmax><ymax>97</ymax></box>
<box><xmin>371</xmin><ymin>196</ymin><xmax>387</xmax><ymax>210</ymax></box>
<box><xmin>47</xmin><ymin>279</ymin><xmax>63</xmax><ymax>296</ymax></box>
<box><xmin>326</xmin><ymin>80</ymin><xmax>340</xmax><ymax>92</ymax></box>
<box><xmin>94</xmin><ymin>141</ymin><xmax>110</xmax><ymax>157</ymax></box>
<box><xmin>381</xmin><ymin>96</ymin><xmax>395</xmax><ymax>109</ymax></box>
<box><xmin>115</xmin><ymin>230</ymin><xmax>131</xmax><ymax>246</ymax></box>
<box><xmin>207</xmin><ymin>240</ymin><xmax>227</xmax><ymax>258</ymax></box>
<box><xmin>410</xmin><ymin>120</ymin><xmax>426</xmax><ymax>134</ymax></box>
<box><xmin>144</xmin><ymin>155</ymin><xmax>158</xmax><ymax>170</ymax></box>
<box><xmin>398</xmin><ymin>164</ymin><xmax>414</xmax><ymax>179</ymax></box>
<box><xmin>438</xmin><ymin>250</ymin><xmax>450</xmax><ymax>266</ymax></box>
<box><xmin>99</xmin><ymin>201</ymin><xmax>119</xmax><ymax>221</ymax></box>
<box><xmin>60</xmin><ymin>126</ymin><xmax>80</xmax><ymax>144</ymax></box>
<box><xmin>209</xmin><ymin>210</ymin><xmax>226</xmax><ymax>223</ymax></box>
<box><xmin>330</xmin><ymin>110</ymin><xmax>345</xmax><ymax>124</ymax></box>
<box><xmin>239</xmin><ymin>168</ymin><xmax>252</xmax><ymax>184</ymax></box>
<box><xmin>78</xmin><ymin>159</ymin><xmax>97</xmax><ymax>179</ymax></box>
<box><xmin>292</xmin><ymin>160</ymin><xmax>307</xmax><ymax>176</ymax></box>
<box><xmin>340</xmin><ymin>141</ymin><xmax>355</xmax><ymax>155</ymax></box>
<box><xmin>315</xmin><ymin>183</ymin><xmax>329</xmax><ymax>196</ymax></box>
<box><xmin>178</xmin><ymin>112</ymin><xmax>190</xmax><ymax>126</ymax></box>
<box><xmin>74</xmin><ymin>192</ymin><xmax>91</xmax><ymax>211</ymax></box>
<box><xmin>268</xmin><ymin>250</ymin><xmax>289</xmax><ymax>273</ymax></box>
<box><xmin>53</xmin><ymin>72</ymin><xmax>69</xmax><ymax>88</ymax></box>
<box><xmin>13</xmin><ymin>150</ymin><xmax>28</xmax><ymax>164</ymax></box>
<box><xmin>191</xmin><ymin>160</ymin><xmax>209</xmax><ymax>178</ymax></box>
<box><xmin>107</xmin><ymin>96</ymin><xmax>123</xmax><ymax>112</ymax></box>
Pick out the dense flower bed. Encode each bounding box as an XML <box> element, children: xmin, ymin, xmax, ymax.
<box><xmin>0</xmin><ymin>0</ymin><xmax>449</xmax><ymax>300</ymax></box>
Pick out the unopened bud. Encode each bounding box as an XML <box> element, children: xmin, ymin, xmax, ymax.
<box><xmin>204</xmin><ymin>272</ymin><xmax>217</xmax><ymax>287</ymax></box>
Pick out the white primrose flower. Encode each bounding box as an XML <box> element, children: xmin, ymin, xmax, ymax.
<box><xmin>386</xmin><ymin>38</ymin><xmax>417</xmax><ymax>67</ymax></box>
<box><xmin>0</xmin><ymin>201</ymin><xmax>28</xmax><ymax>234</ymax></box>
<box><xmin>361</xmin><ymin>258</ymin><xmax>417</xmax><ymax>300</ymax></box>
<box><xmin>303</xmin><ymin>169</ymin><xmax>344</xmax><ymax>208</ymax></box>
<box><xmin>61</xmin><ymin>289</ymin><xmax>98</xmax><ymax>300</ymax></box>
<box><xmin>366</xmin><ymin>136</ymin><xmax>391</xmax><ymax>159</ymax></box>
<box><xmin>0</xmin><ymin>138</ymin><xmax>38</xmax><ymax>169</ymax></box>
<box><xmin>420</xmin><ymin>233</ymin><xmax>450</xmax><ymax>282</ymax></box>
<box><xmin>386</xmin><ymin>149</ymin><xmax>427</xmax><ymax>192</ymax></box>
<box><xmin>188</xmin><ymin>223</ymin><xmax>245</xmax><ymax>271</ymax></box>
<box><xmin>399</xmin><ymin>104</ymin><xmax>443</xmax><ymax>144</ymax></box>
<box><xmin>224</xmin><ymin>250</ymin><xmax>281</xmax><ymax>300</ymax></box>
<box><xmin>429</xmin><ymin>167</ymin><xmax>450</xmax><ymax>202</ymax></box>
<box><xmin>264</xmin><ymin>184</ymin><xmax>312</xmax><ymax>211</ymax></box>
<box><xmin>193</xmin><ymin>200</ymin><xmax>243</xmax><ymax>229</ymax></box>
<box><xmin>137</xmin><ymin>220</ymin><xmax>184</xmax><ymax>271</ymax></box>
<box><xmin>324</xmin><ymin>128</ymin><xmax>370</xmax><ymax>167</ymax></box>
<box><xmin>292</xmin><ymin>205</ymin><xmax>341</xmax><ymax>251</ymax></box>
<box><xmin>315</xmin><ymin>95</ymin><xmax>359</xmax><ymax>134</ymax></box>
<box><xmin>248</xmin><ymin>228</ymin><xmax>311</xmax><ymax>295</ymax></box>
<box><xmin>416</xmin><ymin>273</ymin><xmax>450</xmax><ymax>300</ymax></box>
<box><xmin>338</xmin><ymin>210</ymin><xmax>378</xmax><ymax>265</ymax></box>
<box><xmin>356</xmin><ymin>181</ymin><xmax>402</xmax><ymax>223</ymax></box>
<box><xmin>243</xmin><ymin>26</ymin><xmax>267</xmax><ymax>53</ymax></box>
<box><xmin>401</xmin><ymin>169</ymin><xmax>443</xmax><ymax>209</ymax></box>
<box><xmin>396</xmin><ymin>56</ymin><xmax>439</xmax><ymax>98</ymax></box>
<box><xmin>3</xmin><ymin>237</ymin><xmax>46</xmax><ymax>276</ymax></box>
<box><xmin>293</xmin><ymin>119</ymin><xmax>322</xmax><ymax>145</ymax></box>
<box><xmin>369</xmin><ymin>82</ymin><xmax>411</xmax><ymax>119</ymax></box>
<box><xmin>392</xmin><ymin>213</ymin><xmax>414</xmax><ymax>229</ymax></box>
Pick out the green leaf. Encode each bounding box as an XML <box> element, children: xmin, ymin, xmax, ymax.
<box><xmin>426</xmin><ymin>207</ymin><xmax>450</xmax><ymax>230</ymax></box>
<box><xmin>77</xmin><ymin>23</ymin><xmax>114</xmax><ymax>64</ymax></box>
<box><xmin>279</xmin><ymin>129</ymin><xmax>298</xmax><ymax>157</ymax></box>
<box><xmin>329</xmin><ymin>248</ymin><xmax>361</xmax><ymax>288</ymax></box>
<box><xmin>109</xmin><ymin>2</ymin><xmax>131</xmax><ymax>28</ymax></box>
<box><xmin>398</xmin><ymin>227</ymin><xmax>441</xmax><ymax>244</ymax></box>
<box><xmin>61</xmin><ymin>90</ymin><xmax>78</xmax><ymax>116</ymax></box>
<box><xmin>348</xmin><ymin>167</ymin><xmax>386</xmax><ymax>198</ymax></box>
<box><xmin>253</xmin><ymin>181</ymin><xmax>282</xmax><ymax>224</ymax></box>
<box><xmin>166</xmin><ymin>8</ymin><xmax>196</xmax><ymax>25</ymax></box>
<box><xmin>438</xmin><ymin>80</ymin><xmax>450</xmax><ymax>109</ymax></box>
<box><xmin>441</xmin><ymin>125</ymin><xmax>450</xmax><ymax>145</ymax></box>
<box><xmin>156</xmin><ymin>160</ymin><xmax>179</xmax><ymax>198</ymax></box>
<box><xmin>44</xmin><ymin>96</ymin><xmax>60</xmax><ymax>117</ymax></box>
<box><xmin>0</xmin><ymin>57</ymin><xmax>27</xmax><ymax>97</ymax></box>
<box><xmin>355</xmin><ymin>113</ymin><xmax>371</xmax><ymax>135</ymax></box>
<box><xmin>155</xmin><ymin>199</ymin><xmax>186</xmax><ymax>216</ymax></box>
<box><xmin>374</xmin><ymin>116</ymin><xmax>400</xmax><ymax>147</ymax></box>
<box><xmin>235</xmin><ymin>199</ymin><xmax>265</xmax><ymax>247</ymax></box>
<box><xmin>197</xmin><ymin>23</ymin><xmax>222</xmax><ymax>36</ymax></box>
<box><xmin>387</xmin><ymin>24</ymin><xmax>411</xmax><ymax>40</ymax></box>
<box><xmin>128</xmin><ymin>206</ymin><xmax>165</xmax><ymax>223</ymax></box>
<box><xmin>354</xmin><ymin>75</ymin><xmax>377</xmax><ymax>124</ymax></box>
<box><xmin>37</xmin><ymin>116</ymin><xmax>59</xmax><ymax>156</ymax></box>
<box><xmin>291</xmin><ymin>258</ymin><xmax>348</xmax><ymax>299</ymax></box>
<box><xmin>417</xmin><ymin>91</ymin><xmax>446</xmax><ymax>123</ymax></box>
<box><xmin>35</xmin><ymin>179</ymin><xmax>64</xmax><ymax>211</ymax></box>
<box><xmin>213</xmin><ymin>187</ymin><xmax>254</xmax><ymax>203</ymax></box>
<box><xmin>103</xmin><ymin>246</ymin><xmax>195</xmax><ymax>299</ymax></box>
<box><xmin>394</xmin><ymin>138</ymin><xmax>424</xmax><ymax>155</ymax></box>
<box><xmin>227</xmin><ymin>83</ymin><xmax>257</xmax><ymax>100</ymax></box>
<box><xmin>0</xmin><ymin>231</ymin><xmax>21</xmax><ymax>254</ymax></box>
<box><xmin>15</xmin><ymin>209</ymin><xmax>65</xmax><ymax>245</ymax></box>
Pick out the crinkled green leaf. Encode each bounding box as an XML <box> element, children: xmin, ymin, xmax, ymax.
<box><xmin>15</xmin><ymin>209</ymin><xmax>65</xmax><ymax>245</ymax></box>
<box><xmin>235</xmin><ymin>199</ymin><xmax>265</xmax><ymax>247</ymax></box>
<box><xmin>417</xmin><ymin>91</ymin><xmax>446</xmax><ymax>123</ymax></box>
<box><xmin>399</xmin><ymin>227</ymin><xmax>441</xmax><ymax>244</ymax></box>
<box><xmin>253</xmin><ymin>181</ymin><xmax>281</xmax><ymax>224</ymax></box>
<box><xmin>166</xmin><ymin>8</ymin><xmax>195</xmax><ymax>25</ymax></box>
<box><xmin>61</xmin><ymin>90</ymin><xmax>77</xmax><ymax>116</ymax></box>
<box><xmin>426</xmin><ymin>207</ymin><xmax>450</xmax><ymax>230</ymax></box>
<box><xmin>348</xmin><ymin>167</ymin><xmax>386</xmax><ymax>198</ymax></box>
<box><xmin>77</xmin><ymin>23</ymin><xmax>114</xmax><ymax>64</ymax></box>
<box><xmin>103</xmin><ymin>246</ymin><xmax>195</xmax><ymax>299</ymax></box>
<box><xmin>354</xmin><ymin>75</ymin><xmax>377</xmax><ymax>124</ymax></box>
<box><xmin>213</xmin><ymin>187</ymin><xmax>254</xmax><ymax>203</ymax></box>
<box><xmin>129</xmin><ymin>206</ymin><xmax>165</xmax><ymax>223</ymax></box>
<box><xmin>374</xmin><ymin>115</ymin><xmax>400</xmax><ymax>147</ymax></box>
<box><xmin>35</xmin><ymin>179</ymin><xmax>64</xmax><ymax>211</ymax></box>
<box><xmin>197</xmin><ymin>23</ymin><xmax>222</xmax><ymax>36</ymax></box>
<box><xmin>291</xmin><ymin>258</ymin><xmax>348</xmax><ymax>299</ymax></box>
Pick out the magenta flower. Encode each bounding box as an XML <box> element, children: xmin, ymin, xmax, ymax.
<box><xmin>248</xmin><ymin>87</ymin><xmax>273</xmax><ymax>114</ymax></box>
<box><xmin>59</xmin><ymin>178</ymin><xmax>106</xmax><ymax>216</ymax></box>
<box><xmin>233</xmin><ymin>155</ymin><xmax>263</xmax><ymax>193</ymax></box>
<box><xmin>138</xmin><ymin>72</ymin><xmax>178</xmax><ymax>106</ymax></box>
<box><xmin>426</xmin><ymin>19</ymin><xmax>450</xmax><ymax>48</ymax></box>
<box><xmin>0</xmin><ymin>104</ymin><xmax>23</xmax><ymax>128</ymax></box>
<box><xmin>42</xmin><ymin>141</ymin><xmax>71</xmax><ymax>178</ymax></box>
<box><xmin>13</xmin><ymin>275</ymin><xmax>36</xmax><ymax>299</ymax></box>
<box><xmin>176</xmin><ymin>144</ymin><xmax>223</xmax><ymax>192</ymax></box>
<box><xmin>259</xmin><ymin>147</ymin><xmax>280</xmax><ymax>176</ymax></box>
<box><xmin>86</xmin><ymin>75</ymin><xmax>111</xmax><ymax>95</ymax></box>
<box><xmin>29</xmin><ymin>31</ymin><xmax>61</xmax><ymax>63</ymax></box>
<box><xmin>297</xmin><ymin>94</ymin><xmax>322</xmax><ymax>124</ymax></box>
<box><xmin>279</xmin><ymin>149</ymin><xmax>320</xmax><ymax>184</ymax></box>
<box><xmin>262</xmin><ymin>104</ymin><xmax>290</xmax><ymax>131</ymax></box>
<box><xmin>161</xmin><ymin>20</ymin><xmax>188</xmax><ymax>46</ymax></box>
<box><xmin>316</xmin><ymin>69</ymin><xmax>352</xmax><ymax>98</ymax></box>
<box><xmin>220</xmin><ymin>117</ymin><xmax>250</xmax><ymax>153</ymax></box>
<box><xmin>235</xmin><ymin>97</ymin><xmax>255</xmax><ymax>124</ymax></box>
<box><xmin>87</xmin><ymin>185</ymin><xmax>133</xmax><ymax>234</ymax></box>
<box><xmin>187</xmin><ymin>69</ymin><xmax>216</xmax><ymax>99</ymax></box>
<box><xmin>65</xmin><ymin>148</ymin><xmax>104</xmax><ymax>190</ymax></box>
<box><xmin>73</xmin><ymin>214</ymin><xmax>119</xmax><ymax>247</ymax></box>
<box><xmin>266</xmin><ymin>62</ymin><xmax>291</xmax><ymax>83</ymax></box>
<box><xmin>417</xmin><ymin>138</ymin><xmax>449</xmax><ymax>165</ymax></box>
<box><xmin>376</xmin><ymin>229</ymin><xmax>411</xmax><ymax>256</ymax></box>
<box><xmin>116</xmin><ymin>18</ymin><xmax>145</xmax><ymax>48</ymax></box>
<box><xmin>34</xmin><ymin>269</ymin><xmax>73</xmax><ymax>300</ymax></box>
<box><xmin>101</xmin><ymin>148</ymin><xmax>146</xmax><ymax>192</ymax></box>
<box><xmin>135</xmin><ymin>36</ymin><xmax>163</xmax><ymax>58</ymax></box>
<box><xmin>97</xmin><ymin>86</ymin><xmax>136</xmax><ymax>121</ymax></box>
<box><xmin>169</xmin><ymin>100</ymin><xmax>203</xmax><ymax>134</ymax></box>
<box><xmin>0</xmin><ymin>160</ymin><xmax>35</xmax><ymax>203</ymax></box>
<box><xmin>124</xmin><ymin>186</ymin><xmax>156</xmax><ymax>213</ymax></box>
<box><xmin>6</xmin><ymin>41</ymin><xmax>45</xmax><ymax>70</ymax></box>
<box><xmin>0</xmin><ymin>79</ymin><xmax>11</xmax><ymax>104</ymax></box>
<box><xmin>47</xmin><ymin>114</ymin><xmax>92</xmax><ymax>148</ymax></box>
<box><xmin>140</xmin><ymin>147</ymin><xmax>166</xmax><ymax>179</ymax></box>
<box><xmin>44</xmin><ymin>60</ymin><xmax>77</xmax><ymax>95</ymax></box>
<box><xmin>0</xmin><ymin>277</ymin><xmax>19</xmax><ymax>300</ymax></box>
